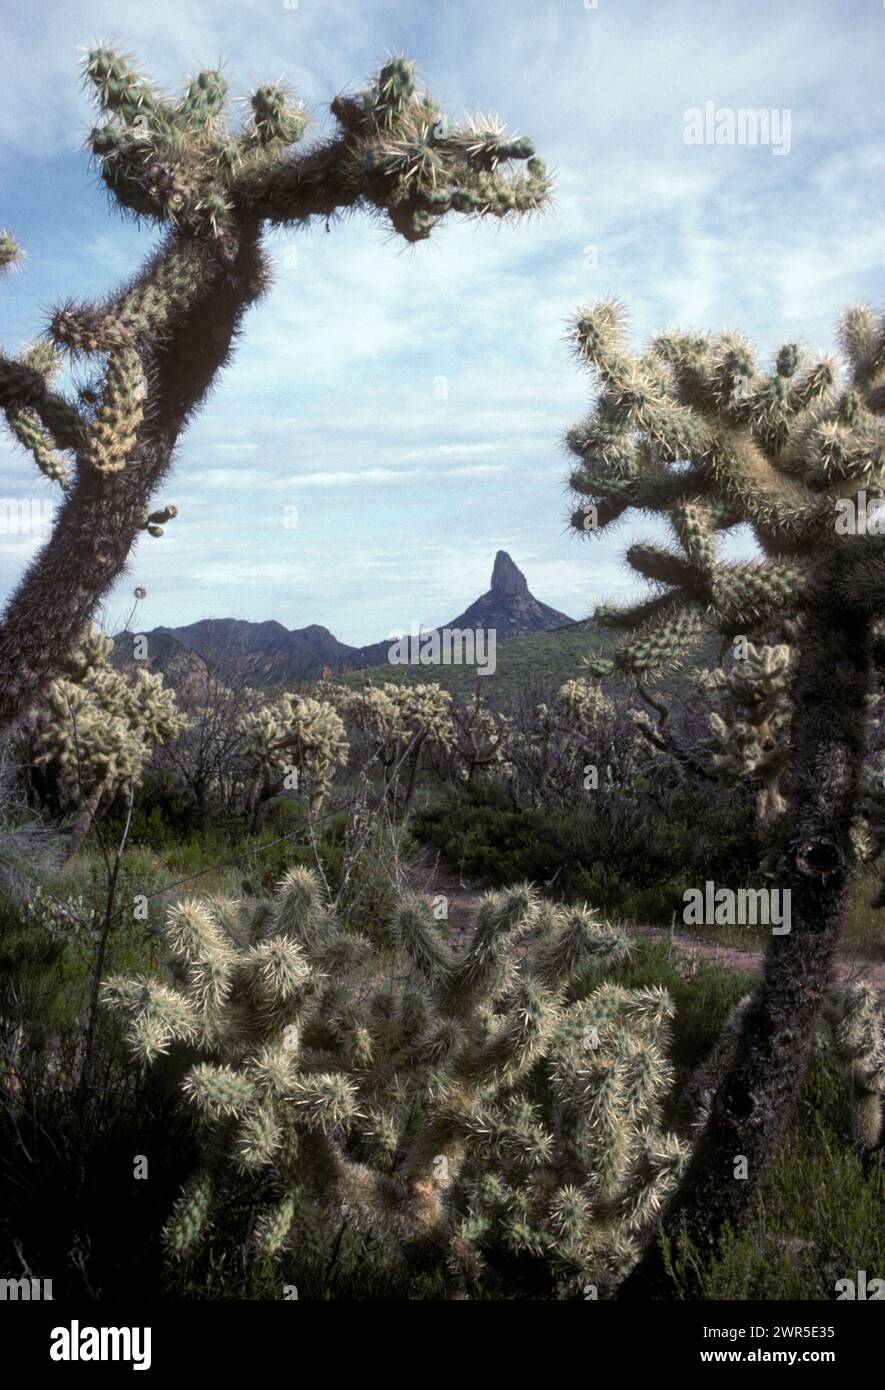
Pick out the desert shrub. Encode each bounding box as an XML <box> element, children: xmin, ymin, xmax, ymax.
<box><xmin>414</xmin><ymin>786</ymin><xmax>760</xmax><ymax>922</ymax></box>
<box><xmin>102</xmin><ymin>769</ymin><xmax>213</xmax><ymax>848</ymax></box>
<box><xmin>0</xmin><ymin>875</ymin><xmax>196</xmax><ymax>1298</ymax></box>
<box><xmin>0</xmin><ymin>1031</ymin><xmax>196</xmax><ymax>1299</ymax></box>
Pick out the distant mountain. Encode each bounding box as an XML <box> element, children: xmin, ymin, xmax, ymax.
<box><xmin>113</xmin><ymin>551</ymin><xmax>575</xmax><ymax>689</ymax></box>
<box><xmin>448</xmin><ymin>550</ymin><xmax>573</xmax><ymax>639</ymax></box>
<box><xmin>153</xmin><ymin>619</ymin><xmax>357</xmax><ymax>685</ymax></box>
<box><xmin>342</xmin><ymin>551</ymin><xmax>575</xmax><ymax>667</ymax></box>
<box><xmin>113</xmin><ymin>619</ymin><xmax>357</xmax><ymax>688</ymax></box>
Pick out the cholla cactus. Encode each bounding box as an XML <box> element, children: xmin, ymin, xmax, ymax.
<box><xmin>698</xmin><ymin>643</ymin><xmax>885</xmax><ymax>842</ymax></box>
<box><xmin>699</xmin><ymin>643</ymin><xmax>793</xmax><ymax>825</ymax></box>
<box><xmin>78</xmin><ymin>49</ymin><xmax>549</xmax><ymax>245</ymax></box>
<box><xmin>0</xmin><ymin>50</ymin><xmax>550</xmax><ymax>735</ymax></box>
<box><xmin>558</xmin><ymin>677</ymin><xmax>616</xmax><ymax>728</ymax></box>
<box><xmin>30</xmin><ymin>624</ymin><xmax>186</xmax><ymax>855</ymax></box>
<box><xmin>345</xmin><ymin>682</ymin><xmax>454</xmax><ymax>803</ymax></box>
<box><xmin>449</xmin><ymin>692</ymin><xmax>512</xmax><ymax>787</ymax></box>
<box><xmin>823</xmin><ymin>982</ymin><xmax>885</xmax><ymax>1151</ymax></box>
<box><xmin>510</xmin><ymin>677</ymin><xmax>640</xmax><ymax>810</ymax></box>
<box><xmin>310</xmin><ymin>675</ymin><xmax>353</xmax><ymax>714</ymax></box>
<box><xmin>565</xmin><ymin>298</ymin><xmax>885</xmax><ymax>1295</ymax></box>
<box><xmin>238</xmin><ymin>693</ymin><xmax>348</xmax><ymax>824</ymax></box>
<box><xmin>102</xmin><ymin>869</ymin><xmax>688</xmax><ymax>1296</ymax></box>
<box><xmin>566</xmin><ymin>299</ymin><xmax>885</xmax><ymax>681</ymax></box>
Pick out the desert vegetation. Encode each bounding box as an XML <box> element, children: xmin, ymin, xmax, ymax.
<box><xmin>1</xmin><ymin>27</ymin><xmax>884</xmax><ymax>1312</ymax></box>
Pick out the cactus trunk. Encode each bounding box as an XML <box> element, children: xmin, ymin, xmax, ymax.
<box><xmin>62</xmin><ymin>780</ymin><xmax>105</xmax><ymax>863</ymax></box>
<box><xmin>0</xmin><ymin>222</ymin><xmax>266</xmax><ymax>735</ymax></box>
<box><xmin>620</xmin><ymin>581</ymin><xmax>872</xmax><ymax>1297</ymax></box>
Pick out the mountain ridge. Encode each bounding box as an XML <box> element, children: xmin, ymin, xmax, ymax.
<box><xmin>113</xmin><ymin>551</ymin><xmax>577</xmax><ymax>688</ymax></box>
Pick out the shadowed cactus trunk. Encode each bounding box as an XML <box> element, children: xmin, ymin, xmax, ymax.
<box><xmin>63</xmin><ymin>782</ymin><xmax>105</xmax><ymax>863</ymax></box>
<box><xmin>0</xmin><ymin>225</ymin><xmax>266</xmax><ymax>733</ymax></box>
<box><xmin>622</xmin><ymin>591</ymin><xmax>872</xmax><ymax>1297</ymax></box>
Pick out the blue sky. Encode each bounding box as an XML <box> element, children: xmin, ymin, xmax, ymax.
<box><xmin>2</xmin><ymin>0</ymin><xmax>884</xmax><ymax>644</ymax></box>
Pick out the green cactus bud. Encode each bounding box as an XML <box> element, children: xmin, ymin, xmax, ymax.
<box><xmin>251</xmin><ymin>1195</ymin><xmax>295</xmax><ymax>1257</ymax></box>
<box><xmin>178</xmin><ymin>69</ymin><xmax>229</xmax><ymax>127</ymax></box>
<box><xmin>498</xmin><ymin>136</ymin><xmax>535</xmax><ymax>160</ymax></box>
<box><xmin>587</xmin><ymin>658</ymin><xmax>616</xmax><ymax>678</ymax></box>
<box><xmin>249</xmin><ymin>86</ymin><xmax>308</xmax><ymax>147</ymax></box>
<box><xmin>162</xmin><ymin>1172</ymin><xmax>214</xmax><ymax>1258</ymax></box>
<box><xmin>776</xmin><ymin>343</ymin><xmax>801</xmax><ymax>378</ymax></box>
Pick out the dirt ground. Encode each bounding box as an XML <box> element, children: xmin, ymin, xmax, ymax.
<box><xmin>407</xmin><ymin>845</ymin><xmax>885</xmax><ymax>991</ymax></box>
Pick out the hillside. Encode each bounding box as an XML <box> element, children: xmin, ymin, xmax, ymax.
<box><xmin>333</xmin><ymin>621</ymin><xmax>723</xmax><ymax>700</ymax></box>
<box><xmin>334</xmin><ymin>622</ymin><xmax>606</xmax><ymax>698</ymax></box>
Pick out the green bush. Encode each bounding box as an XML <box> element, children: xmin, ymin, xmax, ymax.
<box><xmin>413</xmin><ymin>787</ymin><xmax>760</xmax><ymax>923</ymax></box>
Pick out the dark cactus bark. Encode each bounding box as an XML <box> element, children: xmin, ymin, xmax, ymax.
<box><xmin>620</xmin><ymin>565</ymin><xmax>872</xmax><ymax>1299</ymax></box>
<box><xmin>61</xmin><ymin>780</ymin><xmax>105</xmax><ymax>863</ymax></box>
<box><xmin>0</xmin><ymin>222</ymin><xmax>269</xmax><ymax>735</ymax></box>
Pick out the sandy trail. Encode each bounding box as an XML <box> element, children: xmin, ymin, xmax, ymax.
<box><xmin>407</xmin><ymin>846</ymin><xmax>885</xmax><ymax>991</ymax></box>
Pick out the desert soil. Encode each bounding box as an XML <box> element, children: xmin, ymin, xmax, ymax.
<box><xmin>408</xmin><ymin>845</ymin><xmax>885</xmax><ymax>992</ymax></box>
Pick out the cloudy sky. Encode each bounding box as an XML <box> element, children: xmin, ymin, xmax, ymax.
<box><xmin>1</xmin><ymin>0</ymin><xmax>884</xmax><ymax>644</ymax></box>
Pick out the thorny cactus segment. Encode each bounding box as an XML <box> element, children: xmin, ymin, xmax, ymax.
<box><xmin>238</xmin><ymin>694</ymin><xmax>349</xmax><ymax>815</ymax></box>
<box><xmin>81</xmin><ymin>47</ymin><xmax>550</xmax><ymax>244</ymax></box>
<box><xmin>699</xmin><ymin>643</ymin><xmax>793</xmax><ymax>825</ymax></box>
<box><xmin>7</xmin><ymin>44</ymin><xmax>548</xmax><ymax>481</ymax></box>
<box><xmin>692</xmin><ymin>642</ymin><xmax>885</xmax><ymax>845</ymax></box>
<box><xmin>103</xmin><ymin>868</ymin><xmax>688</xmax><ymax>1296</ymax></box>
<box><xmin>566</xmin><ymin>298</ymin><xmax>885</xmax><ymax>680</ymax></box>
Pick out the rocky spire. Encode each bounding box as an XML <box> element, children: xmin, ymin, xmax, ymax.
<box><xmin>490</xmin><ymin>550</ymin><xmax>529</xmax><ymax>597</ymax></box>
